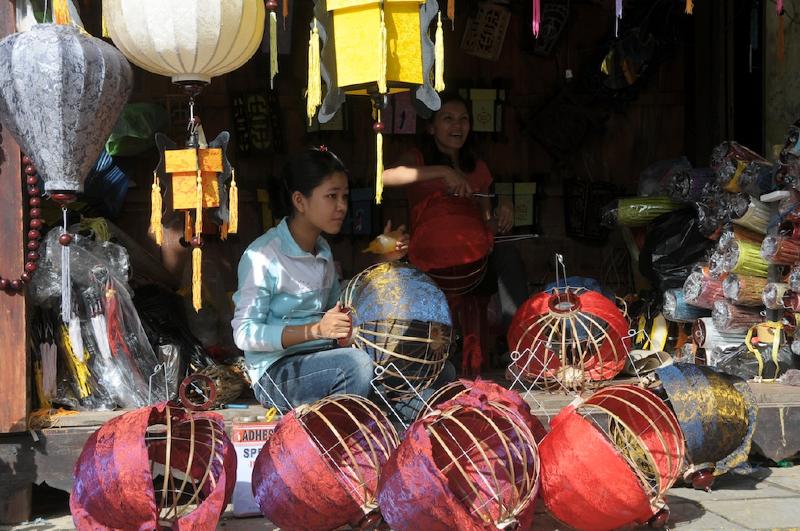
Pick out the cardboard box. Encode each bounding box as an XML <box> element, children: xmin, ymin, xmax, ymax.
<box><xmin>231</xmin><ymin>419</ymin><xmax>278</xmax><ymax>517</ymax></box>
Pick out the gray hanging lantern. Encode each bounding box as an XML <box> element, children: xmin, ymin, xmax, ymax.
<box><xmin>0</xmin><ymin>24</ymin><xmax>133</xmax><ymax>196</ymax></box>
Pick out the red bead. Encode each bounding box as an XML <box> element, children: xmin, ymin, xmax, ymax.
<box><xmin>691</xmin><ymin>469</ymin><xmax>715</xmax><ymax>491</ymax></box>
<box><xmin>20</xmin><ymin>272</ymin><xmax>31</xmax><ymax>283</ymax></box>
<box><xmin>372</xmin><ymin>121</ymin><xmax>385</xmax><ymax>133</ymax></box>
<box><xmin>28</xmin><ymin>230</ymin><xmax>41</xmax><ymax>240</ymax></box>
<box><xmin>59</xmin><ymin>233</ymin><xmax>73</xmax><ymax>246</ymax></box>
<box><xmin>26</xmin><ymin>175</ymin><xmax>38</xmax><ymax>186</ymax></box>
<box><xmin>29</xmin><ymin>219</ymin><xmax>43</xmax><ymax>230</ymax></box>
<box><xmin>190</xmin><ymin>236</ymin><xmax>203</xmax><ymax>248</ymax></box>
<box><xmin>266</xmin><ymin>0</ymin><xmax>278</xmax><ymax>9</ymax></box>
<box><xmin>26</xmin><ymin>251</ymin><xmax>39</xmax><ymax>261</ymax></box>
<box><xmin>24</xmin><ymin>262</ymin><xmax>37</xmax><ymax>273</ymax></box>
<box><xmin>648</xmin><ymin>508</ymin><xmax>670</xmax><ymax>528</ymax></box>
<box><xmin>29</xmin><ymin>208</ymin><xmax>41</xmax><ymax>219</ymax></box>
<box><xmin>9</xmin><ymin>280</ymin><xmax>21</xmax><ymax>291</ymax></box>
<box><xmin>24</xmin><ymin>165</ymin><xmax>36</xmax><ymax>175</ymax></box>
<box><xmin>29</xmin><ymin>197</ymin><xmax>41</xmax><ymax>207</ymax></box>
<box><xmin>21</xmin><ymin>155</ymin><xmax>32</xmax><ymax>165</ymax></box>
<box><xmin>28</xmin><ymin>187</ymin><xmax>41</xmax><ymax>196</ymax></box>
<box><xmin>27</xmin><ymin>240</ymin><xmax>40</xmax><ymax>251</ymax></box>
<box><xmin>51</xmin><ymin>192</ymin><xmax>77</xmax><ymax>204</ymax></box>
<box><xmin>0</xmin><ymin>278</ymin><xmax>7</xmax><ymax>290</ymax></box>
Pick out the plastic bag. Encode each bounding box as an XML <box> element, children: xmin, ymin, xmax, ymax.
<box><xmin>715</xmin><ymin>342</ymin><xmax>799</xmax><ymax>380</ymax></box>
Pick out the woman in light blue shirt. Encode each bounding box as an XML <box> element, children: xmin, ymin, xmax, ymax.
<box><xmin>232</xmin><ymin>148</ymin><xmax>404</xmax><ymax>411</ymax></box>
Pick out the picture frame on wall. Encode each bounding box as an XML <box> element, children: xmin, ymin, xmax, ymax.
<box><xmin>460</xmin><ymin>2</ymin><xmax>511</xmax><ymax>61</ymax></box>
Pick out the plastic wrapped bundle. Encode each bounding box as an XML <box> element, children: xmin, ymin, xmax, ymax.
<box><xmin>669</xmin><ymin>168</ymin><xmax>717</xmax><ymax>203</ymax></box>
<box><xmin>694</xmin><ymin>203</ymin><xmax>724</xmax><ymax>238</ymax></box>
<box><xmin>603</xmin><ymin>197</ymin><xmax>683</xmax><ymax>227</ymax></box>
<box><xmin>683</xmin><ymin>271</ymin><xmax>724</xmax><ymax>309</ymax></box>
<box><xmin>723</xmin><ymin>274</ymin><xmax>768</xmax><ymax>306</ymax></box>
<box><xmin>790</xmin><ymin>265</ymin><xmax>800</xmax><ymax>292</ymax></box>
<box><xmin>707</xmin><ymin>251</ymin><xmax>728</xmax><ymax>279</ymax></box>
<box><xmin>664</xmin><ymin>289</ymin><xmax>711</xmax><ymax>323</ymax></box>
<box><xmin>762</xmin><ymin>282</ymin><xmax>790</xmax><ymax>310</ymax></box>
<box><xmin>711</xmin><ymin>142</ymin><xmax>772</xmax><ymax>196</ymax></box>
<box><xmin>778</xmin><ymin>192</ymin><xmax>800</xmax><ymax>224</ymax></box>
<box><xmin>716</xmin><ymin>340</ymin><xmax>798</xmax><ymax>380</ymax></box>
<box><xmin>712</xmin><ymin>300</ymin><xmax>762</xmax><ymax>333</ymax></box>
<box><xmin>728</xmin><ymin>194</ymin><xmax>770</xmax><ymax>234</ymax></box>
<box><xmin>718</xmin><ymin>225</ymin><xmax>764</xmax><ymax>251</ymax></box>
<box><xmin>693</xmin><ymin>317</ymin><xmax>746</xmax><ymax>353</ymax></box>
<box><xmin>723</xmin><ymin>240</ymin><xmax>769</xmax><ymax>278</ymax></box>
<box><xmin>761</xmin><ymin>235</ymin><xmax>800</xmax><ymax>266</ymax></box>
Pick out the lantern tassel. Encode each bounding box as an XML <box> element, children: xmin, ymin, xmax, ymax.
<box><xmin>685</xmin><ymin>0</ymin><xmax>693</xmax><ymax>15</ymax></box>
<box><xmin>376</xmin><ymin>109</ymin><xmax>384</xmax><ymax>205</ymax></box>
<box><xmin>532</xmin><ymin>0</ymin><xmax>541</xmax><ymax>37</ymax></box>
<box><xmin>378</xmin><ymin>9</ymin><xmax>388</xmax><ymax>95</ymax></box>
<box><xmin>149</xmin><ymin>172</ymin><xmax>163</xmax><ymax>246</ymax></box>
<box><xmin>193</xmin><ymin>168</ymin><xmax>203</xmax><ymax>311</ymax></box>
<box><xmin>53</xmin><ymin>0</ymin><xmax>70</xmax><ymax>24</ymax></box>
<box><xmin>307</xmin><ymin>19</ymin><xmax>322</xmax><ymax>125</ymax></box>
<box><xmin>270</xmin><ymin>10</ymin><xmax>279</xmax><ymax>89</ymax></box>
<box><xmin>60</xmin><ymin>208</ymin><xmax>70</xmax><ymax>325</ymax></box>
<box><xmin>434</xmin><ymin>12</ymin><xmax>446</xmax><ymax>92</ymax></box>
<box><xmin>102</xmin><ymin>15</ymin><xmax>109</xmax><ymax>37</ymax></box>
<box><xmin>229</xmin><ymin>168</ymin><xmax>239</xmax><ymax>234</ymax></box>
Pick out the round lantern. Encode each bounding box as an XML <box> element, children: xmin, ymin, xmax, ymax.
<box><xmin>377</xmin><ymin>387</ymin><xmax>541</xmax><ymax>531</ymax></box>
<box><xmin>340</xmin><ymin>262</ymin><xmax>453</xmax><ymax>401</ymax></box>
<box><xmin>539</xmin><ymin>385</ymin><xmax>685</xmax><ymax>529</ymax></box>
<box><xmin>648</xmin><ymin>363</ymin><xmax>757</xmax><ymax>491</ymax></box>
<box><xmin>0</xmin><ymin>24</ymin><xmax>133</xmax><ymax>195</ymax></box>
<box><xmin>508</xmin><ymin>288</ymin><xmax>631</xmax><ymax>391</ymax></box>
<box><xmin>102</xmin><ymin>0</ymin><xmax>265</xmax><ymax>85</ymax></box>
<box><xmin>252</xmin><ymin>394</ymin><xmax>399</xmax><ymax>530</ymax></box>
<box><xmin>408</xmin><ymin>194</ymin><xmax>493</xmax><ymax>295</ymax></box>
<box><xmin>70</xmin><ymin>403</ymin><xmax>236</xmax><ymax>530</ymax></box>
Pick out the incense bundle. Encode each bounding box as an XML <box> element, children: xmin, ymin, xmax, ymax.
<box><xmin>712</xmin><ymin>300</ymin><xmax>763</xmax><ymax>333</ymax></box>
<box><xmin>692</xmin><ymin>317</ymin><xmax>746</xmax><ymax>352</ymax></box>
<box><xmin>761</xmin><ymin>235</ymin><xmax>800</xmax><ymax>265</ymax></box>
<box><xmin>717</xmin><ymin>224</ymin><xmax>764</xmax><ymax>251</ymax></box>
<box><xmin>762</xmin><ymin>282</ymin><xmax>790</xmax><ymax>310</ymax></box>
<box><xmin>614</xmin><ymin>197</ymin><xmax>684</xmax><ymax>227</ymax></box>
<box><xmin>708</xmin><ymin>251</ymin><xmax>729</xmax><ymax>279</ymax></box>
<box><xmin>664</xmin><ymin>289</ymin><xmax>711</xmax><ymax>323</ymax></box>
<box><xmin>683</xmin><ymin>271</ymin><xmax>724</xmax><ymax>309</ymax></box>
<box><xmin>729</xmin><ymin>194</ymin><xmax>770</xmax><ymax>234</ymax></box>
<box><xmin>723</xmin><ymin>240</ymin><xmax>769</xmax><ymax>277</ymax></box>
<box><xmin>723</xmin><ymin>274</ymin><xmax>768</xmax><ymax>306</ymax></box>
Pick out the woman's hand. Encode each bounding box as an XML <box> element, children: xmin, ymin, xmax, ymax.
<box><xmin>442</xmin><ymin>167</ymin><xmax>472</xmax><ymax>197</ymax></box>
<box><xmin>495</xmin><ymin>201</ymin><xmax>514</xmax><ymax>234</ymax></box>
<box><xmin>381</xmin><ymin>220</ymin><xmax>409</xmax><ymax>261</ymax></box>
<box><xmin>314</xmin><ymin>302</ymin><xmax>352</xmax><ymax>340</ymax></box>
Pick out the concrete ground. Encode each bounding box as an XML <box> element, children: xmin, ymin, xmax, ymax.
<box><xmin>4</xmin><ymin>464</ymin><xmax>799</xmax><ymax>530</ymax></box>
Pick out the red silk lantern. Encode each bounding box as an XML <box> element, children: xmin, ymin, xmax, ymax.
<box><xmin>252</xmin><ymin>395</ymin><xmax>399</xmax><ymax>530</ymax></box>
<box><xmin>539</xmin><ymin>385</ymin><xmax>685</xmax><ymax>529</ymax></box>
<box><xmin>508</xmin><ymin>289</ymin><xmax>630</xmax><ymax>390</ymax></box>
<box><xmin>70</xmin><ymin>403</ymin><xmax>236</xmax><ymax>530</ymax></box>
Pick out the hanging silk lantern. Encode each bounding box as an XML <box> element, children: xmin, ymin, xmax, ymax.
<box><xmin>340</xmin><ymin>262</ymin><xmax>453</xmax><ymax>401</ymax></box>
<box><xmin>539</xmin><ymin>385</ymin><xmax>685</xmax><ymax>529</ymax></box>
<box><xmin>507</xmin><ymin>288</ymin><xmax>630</xmax><ymax>391</ymax></box>
<box><xmin>70</xmin><ymin>403</ymin><xmax>236</xmax><ymax>530</ymax></box>
<box><xmin>377</xmin><ymin>384</ymin><xmax>541</xmax><ymax>530</ymax></box>
<box><xmin>408</xmin><ymin>193</ymin><xmax>493</xmax><ymax>295</ymax></box>
<box><xmin>310</xmin><ymin>0</ymin><xmax>444</xmax><ymax>203</ymax></box>
<box><xmin>648</xmin><ymin>363</ymin><xmax>757</xmax><ymax>491</ymax></box>
<box><xmin>252</xmin><ymin>395</ymin><xmax>399</xmax><ymax>530</ymax></box>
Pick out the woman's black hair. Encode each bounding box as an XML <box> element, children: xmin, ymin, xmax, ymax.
<box><xmin>419</xmin><ymin>92</ymin><xmax>477</xmax><ymax>173</ymax></box>
<box><xmin>270</xmin><ymin>147</ymin><xmax>347</xmax><ymax>219</ymax></box>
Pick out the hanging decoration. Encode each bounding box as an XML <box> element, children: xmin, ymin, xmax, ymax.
<box><xmin>252</xmin><ymin>395</ymin><xmax>399</xmax><ymax>530</ymax></box>
<box><xmin>539</xmin><ymin>385</ymin><xmax>684</xmax><ymax>529</ymax></box>
<box><xmin>0</xmin><ymin>24</ymin><xmax>132</xmax><ymax>317</ymax></box>
<box><xmin>685</xmin><ymin>0</ymin><xmax>694</xmax><ymax>15</ymax></box>
<box><xmin>310</xmin><ymin>0</ymin><xmax>443</xmax><ymax>204</ymax></box>
<box><xmin>70</xmin><ymin>403</ymin><xmax>236</xmax><ymax>530</ymax></box>
<box><xmin>339</xmin><ymin>262</ymin><xmax>453</xmax><ymax>401</ymax></box>
<box><xmin>532</xmin><ymin>0</ymin><xmax>541</xmax><ymax>36</ymax></box>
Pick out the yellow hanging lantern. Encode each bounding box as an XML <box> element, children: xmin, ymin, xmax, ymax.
<box><xmin>310</xmin><ymin>0</ymin><xmax>444</xmax><ymax>204</ymax></box>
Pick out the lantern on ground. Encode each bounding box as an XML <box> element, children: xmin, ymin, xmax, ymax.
<box><xmin>252</xmin><ymin>395</ymin><xmax>399</xmax><ymax>530</ymax></box>
<box><xmin>309</xmin><ymin>0</ymin><xmax>445</xmax><ymax>203</ymax></box>
<box><xmin>70</xmin><ymin>403</ymin><xmax>236</xmax><ymax>530</ymax></box>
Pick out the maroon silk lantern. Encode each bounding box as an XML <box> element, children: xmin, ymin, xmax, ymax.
<box><xmin>539</xmin><ymin>385</ymin><xmax>685</xmax><ymax>529</ymax></box>
<box><xmin>508</xmin><ymin>289</ymin><xmax>630</xmax><ymax>391</ymax></box>
<box><xmin>252</xmin><ymin>395</ymin><xmax>399</xmax><ymax>530</ymax></box>
<box><xmin>378</xmin><ymin>388</ymin><xmax>541</xmax><ymax>531</ymax></box>
<box><xmin>70</xmin><ymin>402</ymin><xmax>236</xmax><ymax>530</ymax></box>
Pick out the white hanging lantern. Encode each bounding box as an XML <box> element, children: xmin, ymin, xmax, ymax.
<box><xmin>102</xmin><ymin>0</ymin><xmax>265</xmax><ymax>85</ymax></box>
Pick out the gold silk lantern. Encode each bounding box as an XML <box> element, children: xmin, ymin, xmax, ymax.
<box><xmin>309</xmin><ymin>0</ymin><xmax>445</xmax><ymax>203</ymax></box>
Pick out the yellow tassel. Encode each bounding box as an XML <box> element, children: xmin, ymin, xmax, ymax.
<box><xmin>193</xmin><ymin>168</ymin><xmax>203</xmax><ymax>311</ymax></box>
<box><xmin>102</xmin><ymin>15</ymin><xmax>109</xmax><ymax>37</ymax></box>
<box><xmin>60</xmin><ymin>324</ymin><xmax>91</xmax><ymax>399</ymax></box>
<box><xmin>434</xmin><ymin>12</ymin><xmax>446</xmax><ymax>92</ymax></box>
<box><xmin>229</xmin><ymin>168</ymin><xmax>239</xmax><ymax>234</ymax></box>
<box><xmin>378</xmin><ymin>10</ymin><xmax>388</xmax><ymax>94</ymax></box>
<box><xmin>376</xmin><ymin>109</ymin><xmax>384</xmax><ymax>205</ymax></box>
<box><xmin>192</xmin><ymin>247</ymin><xmax>202</xmax><ymax>312</ymax></box>
<box><xmin>307</xmin><ymin>19</ymin><xmax>322</xmax><ymax>125</ymax></box>
<box><xmin>685</xmin><ymin>0</ymin><xmax>693</xmax><ymax>14</ymax></box>
<box><xmin>270</xmin><ymin>10</ymin><xmax>279</xmax><ymax>89</ymax></box>
<box><xmin>34</xmin><ymin>362</ymin><xmax>52</xmax><ymax>410</ymax></box>
<box><xmin>53</xmin><ymin>0</ymin><xmax>71</xmax><ymax>24</ymax></box>
<box><xmin>150</xmin><ymin>172</ymin><xmax>163</xmax><ymax>246</ymax></box>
